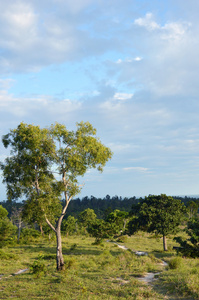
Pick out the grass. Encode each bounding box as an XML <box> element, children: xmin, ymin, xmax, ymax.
<box><xmin>0</xmin><ymin>232</ymin><xmax>198</xmax><ymax>299</ymax></box>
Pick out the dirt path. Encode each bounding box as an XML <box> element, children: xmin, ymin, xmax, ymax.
<box><xmin>110</xmin><ymin>241</ymin><xmax>168</xmax><ymax>284</ymax></box>
<box><xmin>0</xmin><ymin>268</ymin><xmax>28</xmax><ymax>280</ymax></box>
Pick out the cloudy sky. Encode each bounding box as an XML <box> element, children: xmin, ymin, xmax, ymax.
<box><xmin>1</xmin><ymin>0</ymin><xmax>199</xmax><ymax>200</ymax></box>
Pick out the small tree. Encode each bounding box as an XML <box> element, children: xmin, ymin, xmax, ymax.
<box><xmin>78</xmin><ymin>208</ymin><xmax>97</xmax><ymax>233</ymax></box>
<box><xmin>128</xmin><ymin>194</ymin><xmax>186</xmax><ymax>251</ymax></box>
<box><xmin>1</xmin><ymin>122</ymin><xmax>112</xmax><ymax>270</ymax></box>
<box><xmin>106</xmin><ymin>209</ymin><xmax>129</xmax><ymax>233</ymax></box>
<box><xmin>88</xmin><ymin>219</ymin><xmax>119</xmax><ymax>243</ymax></box>
<box><xmin>0</xmin><ymin>205</ymin><xmax>17</xmax><ymax>246</ymax></box>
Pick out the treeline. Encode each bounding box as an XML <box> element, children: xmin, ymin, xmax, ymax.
<box><xmin>0</xmin><ymin>195</ymin><xmax>139</xmax><ymax>219</ymax></box>
<box><xmin>1</xmin><ymin>194</ymin><xmax>199</xmax><ymax>259</ymax></box>
<box><xmin>1</xmin><ymin>195</ymin><xmax>198</xmax><ymax>219</ymax></box>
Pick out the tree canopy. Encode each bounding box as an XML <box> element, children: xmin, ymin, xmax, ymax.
<box><xmin>1</xmin><ymin>121</ymin><xmax>112</xmax><ymax>269</ymax></box>
<box><xmin>128</xmin><ymin>194</ymin><xmax>186</xmax><ymax>251</ymax></box>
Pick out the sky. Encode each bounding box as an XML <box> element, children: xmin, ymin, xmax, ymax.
<box><xmin>1</xmin><ymin>0</ymin><xmax>199</xmax><ymax>200</ymax></box>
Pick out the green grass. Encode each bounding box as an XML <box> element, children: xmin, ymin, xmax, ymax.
<box><xmin>0</xmin><ymin>233</ymin><xmax>198</xmax><ymax>300</ymax></box>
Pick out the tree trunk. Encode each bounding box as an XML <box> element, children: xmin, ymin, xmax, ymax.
<box><xmin>163</xmin><ymin>235</ymin><xmax>167</xmax><ymax>251</ymax></box>
<box><xmin>17</xmin><ymin>220</ymin><xmax>22</xmax><ymax>242</ymax></box>
<box><xmin>40</xmin><ymin>224</ymin><xmax>44</xmax><ymax>236</ymax></box>
<box><xmin>56</xmin><ymin>229</ymin><xmax>65</xmax><ymax>271</ymax></box>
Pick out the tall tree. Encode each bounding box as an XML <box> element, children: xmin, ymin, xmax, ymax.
<box><xmin>128</xmin><ymin>194</ymin><xmax>186</xmax><ymax>251</ymax></box>
<box><xmin>1</xmin><ymin>122</ymin><xmax>112</xmax><ymax>270</ymax></box>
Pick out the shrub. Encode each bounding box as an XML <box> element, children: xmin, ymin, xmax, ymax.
<box><xmin>0</xmin><ymin>249</ymin><xmax>17</xmax><ymax>260</ymax></box>
<box><xmin>116</xmin><ymin>235</ymin><xmax>128</xmax><ymax>243</ymax></box>
<box><xmin>30</xmin><ymin>260</ymin><xmax>47</xmax><ymax>278</ymax></box>
<box><xmin>174</xmin><ymin>217</ymin><xmax>199</xmax><ymax>258</ymax></box>
<box><xmin>169</xmin><ymin>257</ymin><xmax>183</xmax><ymax>269</ymax></box>
<box><xmin>20</xmin><ymin>228</ymin><xmax>41</xmax><ymax>242</ymax></box>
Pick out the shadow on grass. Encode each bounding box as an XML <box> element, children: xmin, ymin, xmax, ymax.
<box><xmin>12</xmin><ymin>243</ymin><xmax>120</xmax><ymax>258</ymax></box>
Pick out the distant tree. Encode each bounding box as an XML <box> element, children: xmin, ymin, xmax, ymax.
<box><xmin>61</xmin><ymin>216</ymin><xmax>77</xmax><ymax>236</ymax></box>
<box><xmin>78</xmin><ymin>208</ymin><xmax>97</xmax><ymax>233</ymax></box>
<box><xmin>106</xmin><ymin>209</ymin><xmax>129</xmax><ymax>233</ymax></box>
<box><xmin>186</xmin><ymin>201</ymin><xmax>199</xmax><ymax>219</ymax></box>
<box><xmin>128</xmin><ymin>194</ymin><xmax>186</xmax><ymax>251</ymax></box>
<box><xmin>87</xmin><ymin>219</ymin><xmax>119</xmax><ymax>243</ymax></box>
<box><xmin>1</xmin><ymin>122</ymin><xmax>112</xmax><ymax>270</ymax></box>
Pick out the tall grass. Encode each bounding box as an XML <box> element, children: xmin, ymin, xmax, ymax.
<box><xmin>0</xmin><ymin>233</ymin><xmax>198</xmax><ymax>299</ymax></box>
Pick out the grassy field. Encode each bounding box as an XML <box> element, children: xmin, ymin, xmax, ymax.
<box><xmin>0</xmin><ymin>233</ymin><xmax>199</xmax><ymax>300</ymax></box>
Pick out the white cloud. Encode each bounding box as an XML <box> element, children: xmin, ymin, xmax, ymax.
<box><xmin>116</xmin><ymin>57</ymin><xmax>142</xmax><ymax>64</ymax></box>
<box><xmin>113</xmin><ymin>92</ymin><xmax>133</xmax><ymax>101</ymax></box>
<box><xmin>0</xmin><ymin>89</ymin><xmax>82</xmax><ymax>120</ymax></box>
<box><xmin>123</xmin><ymin>167</ymin><xmax>149</xmax><ymax>173</ymax></box>
<box><xmin>134</xmin><ymin>57</ymin><xmax>142</xmax><ymax>61</ymax></box>
<box><xmin>1</xmin><ymin>1</ymin><xmax>199</xmax><ymax>199</ymax></box>
<box><xmin>134</xmin><ymin>13</ymin><xmax>159</xmax><ymax>31</ymax></box>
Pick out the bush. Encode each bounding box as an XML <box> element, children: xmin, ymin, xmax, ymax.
<box><xmin>169</xmin><ymin>257</ymin><xmax>183</xmax><ymax>269</ymax></box>
<box><xmin>0</xmin><ymin>205</ymin><xmax>17</xmax><ymax>246</ymax></box>
<box><xmin>174</xmin><ymin>217</ymin><xmax>199</xmax><ymax>258</ymax></box>
<box><xmin>30</xmin><ymin>260</ymin><xmax>47</xmax><ymax>278</ymax></box>
<box><xmin>20</xmin><ymin>228</ymin><xmax>41</xmax><ymax>242</ymax></box>
<box><xmin>0</xmin><ymin>249</ymin><xmax>17</xmax><ymax>260</ymax></box>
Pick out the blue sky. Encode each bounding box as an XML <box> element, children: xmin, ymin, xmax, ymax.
<box><xmin>1</xmin><ymin>0</ymin><xmax>199</xmax><ymax>200</ymax></box>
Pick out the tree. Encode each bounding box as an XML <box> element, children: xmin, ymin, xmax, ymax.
<box><xmin>1</xmin><ymin>122</ymin><xmax>112</xmax><ymax>270</ymax></box>
<box><xmin>11</xmin><ymin>207</ymin><xmax>23</xmax><ymax>242</ymax></box>
<box><xmin>106</xmin><ymin>209</ymin><xmax>129</xmax><ymax>233</ymax></box>
<box><xmin>87</xmin><ymin>219</ymin><xmax>119</xmax><ymax>243</ymax></box>
<box><xmin>78</xmin><ymin>208</ymin><xmax>97</xmax><ymax>232</ymax></box>
<box><xmin>128</xmin><ymin>194</ymin><xmax>186</xmax><ymax>251</ymax></box>
<box><xmin>186</xmin><ymin>200</ymin><xmax>199</xmax><ymax>219</ymax></box>
<box><xmin>61</xmin><ymin>216</ymin><xmax>77</xmax><ymax>236</ymax></box>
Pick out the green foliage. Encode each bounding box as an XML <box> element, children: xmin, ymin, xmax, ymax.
<box><xmin>78</xmin><ymin>208</ymin><xmax>97</xmax><ymax>228</ymax></box>
<box><xmin>30</xmin><ymin>260</ymin><xmax>47</xmax><ymax>278</ymax></box>
<box><xmin>174</xmin><ymin>216</ymin><xmax>199</xmax><ymax>258</ymax></box>
<box><xmin>62</xmin><ymin>216</ymin><xmax>77</xmax><ymax>235</ymax></box>
<box><xmin>106</xmin><ymin>209</ymin><xmax>129</xmax><ymax>232</ymax></box>
<box><xmin>0</xmin><ymin>205</ymin><xmax>8</xmax><ymax>218</ymax></box>
<box><xmin>116</xmin><ymin>235</ymin><xmax>128</xmax><ymax>243</ymax></box>
<box><xmin>128</xmin><ymin>194</ymin><xmax>186</xmax><ymax>251</ymax></box>
<box><xmin>20</xmin><ymin>228</ymin><xmax>41</xmax><ymax>243</ymax></box>
<box><xmin>0</xmin><ymin>249</ymin><xmax>17</xmax><ymax>260</ymax></box>
<box><xmin>168</xmin><ymin>257</ymin><xmax>183</xmax><ymax>269</ymax></box>
<box><xmin>0</xmin><ymin>205</ymin><xmax>17</xmax><ymax>246</ymax></box>
<box><xmin>1</xmin><ymin>121</ymin><xmax>112</xmax><ymax>211</ymax></box>
<box><xmin>186</xmin><ymin>200</ymin><xmax>199</xmax><ymax>219</ymax></box>
<box><xmin>1</xmin><ymin>121</ymin><xmax>112</xmax><ymax>270</ymax></box>
<box><xmin>88</xmin><ymin>219</ymin><xmax>120</xmax><ymax>242</ymax></box>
